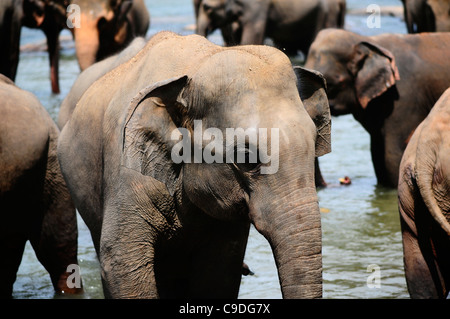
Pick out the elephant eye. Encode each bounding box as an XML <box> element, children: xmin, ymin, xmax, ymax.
<box><xmin>235</xmin><ymin>146</ymin><xmax>261</xmax><ymax>173</ymax></box>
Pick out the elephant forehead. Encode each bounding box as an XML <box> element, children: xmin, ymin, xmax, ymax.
<box><xmin>190</xmin><ymin>49</ymin><xmax>297</xmax><ymax>98</ymax></box>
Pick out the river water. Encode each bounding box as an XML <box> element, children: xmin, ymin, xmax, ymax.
<box><xmin>12</xmin><ymin>0</ymin><xmax>410</xmax><ymax>299</ymax></box>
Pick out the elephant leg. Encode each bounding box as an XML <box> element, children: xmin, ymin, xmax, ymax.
<box><xmin>315</xmin><ymin>158</ymin><xmax>327</xmax><ymax>188</ymax></box>
<box><xmin>399</xmin><ymin>180</ymin><xmax>444</xmax><ymax>298</ymax></box>
<box><xmin>0</xmin><ymin>231</ymin><xmax>27</xmax><ymax>298</ymax></box>
<box><xmin>28</xmin><ymin>204</ymin><xmax>81</xmax><ymax>295</ymax></box>
<box><xmin>100</xmin><ymin>231</ymin><xmax>159</xmax><ymax>298</ymax></box>
<box><xmin>99</xmin><ymin>202</ymin><xmax>160</xmax><ymax>299</ymax></box>
<box><xmin>28</xmin><ymin>145</ymin><xmax>82</xmax><ymax>295</ymax></box>
<box><xmin>370</xmin><ymin>134</ymin><xmax>395</xmax><ymax>187</ymax></box>
<box><xmin>400</xmin><ymin>217</ymin><xmax>441</xmax><ymax>298</ymax></box>
<box><xmin>430</xmin><ymin>222</ymin><xmax>450</xmax><ymax>299</ymax></box>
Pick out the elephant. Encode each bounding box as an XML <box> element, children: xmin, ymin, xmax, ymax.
<box><xmin>57</xmin><ymin>34</ymin><xmax>329</xmax><ymax>190</ymax></box>
<box><xmin>304</xmin><ymin>29</ymin><xmax>450</xmax><ymax>187</ymax></box>
<box><xmin>0</xmin><ymin>0</ymin><xmax>69</xmax><ymax>94</ymax></box>
<box><xmin>71</xmin><ymin>0</ymin><xmax>150</xmax><ymax>71</ymax></box>
<box><xmin>223</xmin><ymin>0</ymin><xmax>346</xmax><ymax>56</ymax></box>
<box><xmin>0</xmin><ymin>74</ymin><xmax>81</xmax><ymax>298</ymax></box>
<box><xmin>58</xmin><ymin>31</ymin><xmax>331</xmax><ymax>299</ymax></box>
<box><xmin>398</xmin><ymin>87</ymin><xmax>450</xmax><ymax>299</ymax></box>
<box><xmin>401</xmin><ymin>0</ymin><xmax>450</xmax><ymax>33</ymax></box>
<box><xmin>194</xmin><ymin>0</ymin><xmax>241</xmax><ymax>46</ymax></box>
<box><xmin>57</xmin><ymin>36</ymin><xmax>147</xmax><ymax>129</ymax></box>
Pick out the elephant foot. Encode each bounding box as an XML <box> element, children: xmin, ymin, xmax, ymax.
<box><xmin>53</xmin><ymin>270</ymin><xmax>84</xmax><ymax>296</ymax></box>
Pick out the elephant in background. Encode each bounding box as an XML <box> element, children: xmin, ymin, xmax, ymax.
<box><xmin>71</xmin><ymin>0</ymin><xmax>150</xmax><ymax>71</ymax></box>
<box><xmin>401</xmin><ymin>0</ymin><xmax>450</xmax><ymax>33</ymax></box>
<box><xmin>0</xmin><ymin>0</ymin><xmax>69</xmax><ymax>94</ymax></box>
<box><xmin>194</xmin><ymin>0</ymin><xmax>241</xmax><ymax>46</ymax></box>
<box><xmin>0</xmin><ymin>74</ymin><xmax>81</xmax><ymax>298</ymax></box>
<box><xmin>398</xmin><ymin>87</ymin><xmax>450</xmax><ymax>299</ymax></box>
<box><xmin>305</xmin><ymin>29</ymin><xmax>450</xmax><ymax>187</ymax></box>
<box><xmin>57</xmin><ymin>36</ymin><xmax>147</xmax><ymax>129</ymax></box>
<box><xmin>223</xmin><ymin>0</ymin><xmax>346</xmax><ymax>56</ymax></box>
<box><xmin>58</xmin><ymin>31</ymin><xmax>331</xmax><ymax>298</ymax></box>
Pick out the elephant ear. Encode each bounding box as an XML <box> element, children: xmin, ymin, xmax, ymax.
<box><xmin>348</xmin><ymin>41</ymin><xmax>400</xmax><ymax>109</ymax></box>
<box><xmin>294</xmin><ymin>66</ymin><xmax>332</xmax><ymax>157</ymax></box>
<box><xmin>121</xmin><ymin>75</ymin><xmax>189</xmax><ymax>196</ymax></box>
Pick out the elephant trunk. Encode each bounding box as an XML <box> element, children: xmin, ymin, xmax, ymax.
<box><xmin>73</xmin><ymin>14</ymin><xmax>100</xmax><ymax>71</ymax></box>
<box><xmin>43</xmin><ymin>28</ymin><xmax>61</xmax><ymax>94</ymax></box>
<box><xmin>249</xmin><ymin>182</ymin><xmax>322</xmax><ymax>298</ymax></box>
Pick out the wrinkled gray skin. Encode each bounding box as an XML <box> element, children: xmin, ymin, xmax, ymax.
<box><xmin>57</xmin><ymin>37</ymin><xmax>147</xmax><ymax>129</ymax></box>
<box><xmin>58</xmin><ymin>31</ymin><xmax>331</xmax><ymax>298</ymax></box>
<box><xmin>401</xmin><ymin>0</ymin><xmax>450</xmax><ymax>33</ymax></box>
<box><xmin>57</xmin><ymin>36</ymin><xmax>256</xmax><ymax>278</ymax></box>
<box><xmin>224</xmin><ymin>0</ymin><xmax>346</xmax><ymax>55</ymax></box>
<box><xmin>398</xmin><ymin>88</ymin><xmax>450</xmax><ymax>299</ymax></box>
<box><xmin>305</xmin><ymin>29</ymin><xmax>450</xmax><ymax>187</ymax></box>
<box><xmin>0</xmin><ymin>75</ymin><xmax>81</xmax><ymax>298</ymax></box>
<box><xmin>194</xmin><ymin>0</ymin><xmax>330</xmax><ymax>187</ymax></box>
<box><xmin>71</xmin><ymin>0</ymin><xmax>149</xmax><ymax>71</ymax></box>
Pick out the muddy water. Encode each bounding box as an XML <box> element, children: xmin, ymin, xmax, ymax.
<box><xmin>12</xmin><ymin>0</ymin><xmax>409</xmax><ymax>299</ymax></box>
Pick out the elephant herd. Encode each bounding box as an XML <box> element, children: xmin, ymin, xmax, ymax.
<box><xmin>0</xmin><ymin>0</ymin><xmax>149</xmax><ymax>94</ymax></box>
<box><xmin>0</xmin><ymin>0</ymin><xmax>450</xmax><ymax>300</ymax></box>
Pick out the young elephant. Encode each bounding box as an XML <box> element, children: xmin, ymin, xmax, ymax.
<box><xmin>398</xmin><ymin>88</ymin><xmax>450</xmax><ymax>299</ymax></box>
<box><xmin>0</xmin><ymin>75</ymin><xmax>81</xmax><ymax>298</ymax></box>
<box><xmin>58</xmin><ymin>31</ymin><xmax>331</xmax><ymax>298</ymax></box>
<box><xmin>305</xmin><ymin>29</ymin><xmax>450</xmax><ymax>187</ymax></box>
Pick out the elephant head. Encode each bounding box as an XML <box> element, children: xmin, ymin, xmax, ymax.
<box><xmin>305</xmin><ymin>29</ymin><xmax>400</xmax><ymax>117</ymax></box>
<box><xmin>71</xmin><ymin>0</ymin><xmax>149</xmax><ymax>70</ymax></box>
<box><xmin>195</xmin><ymin>0</ymin><xmax>241</xmax><ymax>46</ymax></box>
<box><xmin>119</xmin><ymin>44</ymin><xmax>331</xmax><ymax>298</ymax></box>
<box><xmin>21</xmin><ymin>0</ymin><xmax>70</xmax><ymax>93</ymax></box>
<box><xmin>196</xmin><ymin>0</ymin><xmax>226</xmax><ymax>36</ymax></box>
<box><xmin>224</xmin><ymin>0</ymin><xmax>271</xmax><ymax>45</ymax></box>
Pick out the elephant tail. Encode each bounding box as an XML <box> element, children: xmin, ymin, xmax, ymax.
<box><xmin>415</xmin><ymin>150</ymin><xmax>450</xmax><ymax>237</ymax></box>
